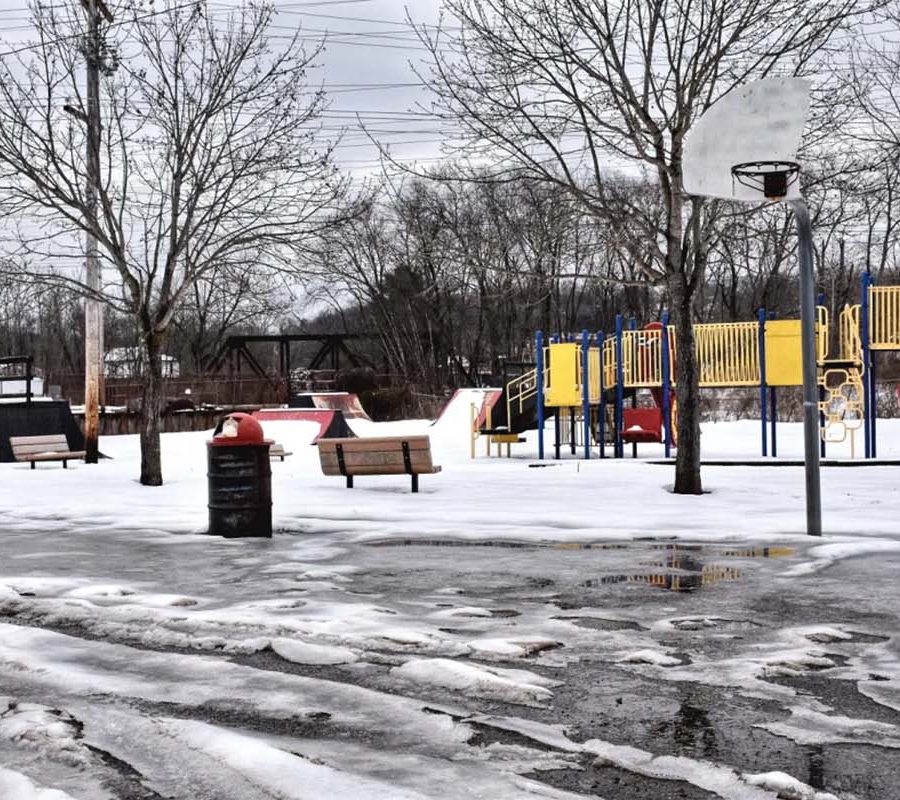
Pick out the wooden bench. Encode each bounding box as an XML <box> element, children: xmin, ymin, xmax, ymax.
<box><xmin>270</xmin><ymin>443</ymin><xmax>293</xmax><ymax>462</ymax></box>
<box><xmin>10</xmin><ymin>434</ymin><xmax>86</xmax><ymax>469</ymax></box>
<box><xmin>317</xmin><ymin>436</ymin><xmax>441</xmax><ymax>493</ymax></box>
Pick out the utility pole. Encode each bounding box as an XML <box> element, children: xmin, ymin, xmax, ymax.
<box><xmin>79</xmin><ymin>0</ymin><xmax>113</xmax><ymax>463</ymax></box>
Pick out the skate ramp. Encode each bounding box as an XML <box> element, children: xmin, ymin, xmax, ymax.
<box><xmin>0</xmin><ymin>401</ymin><xmax>86</xmax><ymax>462</ymax></box>
<box><xmin>253</xmin><ymin>408</ymin><xmax>357</xmax><ymax>444</ymax></box>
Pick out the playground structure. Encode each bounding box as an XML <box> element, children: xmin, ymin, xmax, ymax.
<box><xmin>473</xmin><ymin>274</ymin><xmax>900</xmax><ymax>460</ymax></box>
<box><xmin>0</xmin><ymin>357</ymin><xmax>86</xmax><ymax>463</ymax></box>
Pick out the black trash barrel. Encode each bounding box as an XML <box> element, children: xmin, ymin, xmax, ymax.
<box><xmin>207</xmin><ymin>413</ymin><xmax>272</xmax><ymax>538</ymax></box>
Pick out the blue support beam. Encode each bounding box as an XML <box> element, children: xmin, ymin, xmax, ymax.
<box><xmin>614</xmin><ymin>315</ymin><xmax>625</xmax><ymax>459</ymax></box>
<box><xmin>861</xmin><ymin>274</ymin><xmax>872</xmax><ymax>458</ymax></box>
<box><xmin>758</xmin><ymin>308</ymin><xmax>768</xmax><ymax>457</ymax></box>
<box><xmin>535</xmin><ymin>330</ymin><xmax>545</xmax><ymax>460</ymax></box>
<box><xmin>817</xmin><ymin>292</ymin><xmax>826</xmax><ymax>459</ymax></box>
<box><xmin>551</xmin><ymin>333</ymin><xmax>561</xmax><ymax>460</ymax></box>
<box><xmin>598</xmin><ymin>331</ymin><xmax>606</xmax><ymax>459</ymax></box>
<box><xmin>661</xmin><ymin>311</ymin><xmax>672</xmax><ymax>458</ymax></box>
<box><xmin>581</xmin><ymin>329</ymin><xmax>591</xmax><ymax>460</ymax></box>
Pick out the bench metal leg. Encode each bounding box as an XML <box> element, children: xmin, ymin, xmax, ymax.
<box><xmin>411</xmin><ymin>474</ymin><xmax>419</xmax><ymax>493</ymax></box>
<box><xmin>346</xmin><ymin>475</ymin><xmax>353</xmax><ymax>489</ymax></box>
<box><xmin>63</xmin><ymin>460</ymin><xmax>68</xmax><ymax>469</ymax></box>
<box><xmin>30</xmin><ymin>461</ymin><xmax>35</xmax><ymax>470</ymax></box>
<box><xmin>632</xmin><ymin>442</ymin><xmax>637</xmax><ymax>459</ymax></box>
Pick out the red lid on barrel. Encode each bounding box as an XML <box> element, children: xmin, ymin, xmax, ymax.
<box><xmin>210</xmin><ymin>412</ymin><xmax>273</xmax><ymax>446</ymax></box>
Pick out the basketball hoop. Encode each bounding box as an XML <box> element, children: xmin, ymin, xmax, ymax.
<box><xmin>731</xmin><ymin>160</ymin><xmax>800</xmax><ymax>201</ymax></box>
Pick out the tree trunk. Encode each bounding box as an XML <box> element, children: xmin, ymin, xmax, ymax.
<box><xmin>140</xmin><ymin>332</ymin><xmax>165</xmax><ymax>486</ymax></box>
<box><xmin>669</xmin><ymin>272</ymin><xmax>703</xmax><ymax>494</ymax></box>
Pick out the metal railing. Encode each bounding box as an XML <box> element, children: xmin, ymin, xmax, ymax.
<box><xmin>838</xmin><ymin>304</ymin><xmax>862</xmax><ymax>363</ymax></box>
<box><xmin>869</xmin><ymin>286</ymin><xmax>900</xmax><ymax>350</ymax></box>
<box><xmin>506</xmin><ymin>366</ymin><xmax>539</xmax><ymax>424</ymax></box>
<box><xmin>693</xmin><ymin>322</ymin><xmax>760</xmax><ymax>387</ymax></box>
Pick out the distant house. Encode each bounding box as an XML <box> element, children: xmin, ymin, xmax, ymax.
<box><xmin>104</xmin><ymin>347</ymin><xmax>181</xmax><ymax>379</ymax></box>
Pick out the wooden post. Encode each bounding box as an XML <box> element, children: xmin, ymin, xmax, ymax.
<box><xmin>81</xmin><ymin>0</ymin><xmax>112</xmax><ymax>464</ymax></box>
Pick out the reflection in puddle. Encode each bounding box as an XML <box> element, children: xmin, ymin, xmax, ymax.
<box><xmin>580</xmin><ymin>545</ymin><xmax>795</xmax><ymax>593</ymax></box>
<box><xmin>366</xmin><ymin>540</ymin><xmax>796</xmax><ymax>559</ymax></box>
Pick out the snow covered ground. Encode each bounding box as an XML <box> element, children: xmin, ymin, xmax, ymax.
<box><xmin>1</xmin><ymin>391</ymin><xmax>899</xmax><ymax>799</ymax></box>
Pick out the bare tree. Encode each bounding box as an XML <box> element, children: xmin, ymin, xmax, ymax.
<box><xmin>416</xmin><ymin>0</ymin><xmax>873</xmax><ymax>493</ymax></box>
<box><xmin>0</xmin><ymin>1</ymin><xmax>345</xmax><ymax>484</ymax></box>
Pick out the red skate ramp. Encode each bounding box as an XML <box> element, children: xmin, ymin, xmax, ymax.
<box><xmin>291</xmin><ymin>392</ymin><xmax>371</xmax><ymax>420</ymax></box>
<box><xmin>253</xmin><ymin>408</ymin><xmax>357</xmax><ymax>443</ymax></box>
<box><xmin>435</xmin><ymin>388</ymin><xmax>502</xmax><ymax>428</ymax></box>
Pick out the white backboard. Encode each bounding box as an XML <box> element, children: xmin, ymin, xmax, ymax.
<box><xmin>683</xmin><ymin>78</ymin><xmax>811</xmax><ymax>202</ymax></box>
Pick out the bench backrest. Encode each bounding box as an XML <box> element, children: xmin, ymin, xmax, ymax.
<box><xmin>10</xmin><ymin>434</ymin><xmax>71</xmax><ymax>457</ymax></box>
<box><xmin>318</xmin><ymin>436</ymin><xmax>435</xmax><ymax>476</ymax></box>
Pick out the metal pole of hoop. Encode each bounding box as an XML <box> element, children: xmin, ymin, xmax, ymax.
<box><xmin>790</xmin><ymin>199</ymin><xmax>823</xmax><ymax>537</ymax></box>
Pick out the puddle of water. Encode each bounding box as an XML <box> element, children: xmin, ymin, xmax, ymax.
<box><xmin>366</xmin><ymin>540</ymin><xmax>796</xmax><ymax>559</ymax></box>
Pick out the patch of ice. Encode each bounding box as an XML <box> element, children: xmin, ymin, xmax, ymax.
<box><xmin>0</xmin><ymin>701</ymin><xmax>88</xmax><ymax>766</ymax></box>
<box><xmin>802</xmin><ymin>627</ymin><xmax>852</xmax><ymax>644</ymax></box>
<box><xmin>0</xmin><ymin>766</ymin><xmax>78</xmax><ymax>800</ymax></box>
<box><xmin>393</xmin><ymin>658</ymin><xmax>558</xmax><ymax>707</ymax></box>
<box><xmin>743</xmin><ymin>771</ymin><xmax>839</xmax><ymax>800</ymax></box>
<box><xmin>158</xmin><ymin>717</ymin><xmax>433</xmax><ymax>800</ymax></box>
<box><xmin>585</xmin><ymin>740</ymin><xmax>773</xmax><ymax>799</ymax></box>
<box><xmin>620</xmin><ymin>649</ymin><xmax>682</xmax><ymax>667</ymax></box>
<box><xmin>467</xmin><ymin>638</ymin><xmax>560</xmax><ymax>660</ymax></box>
<box><xmin>432</xmin><ymin>606</ymin><xmax>493</xmax><ymax>618</ymax></box>
<box><xmin>270</xmin><ymin>638</ymin><xmax>359</xmax><ymax>666</ymax></box>
<box><xmin>759</xmin><ymin>707</ymin><xmax>900</xmax><ymax>749</ymax></box>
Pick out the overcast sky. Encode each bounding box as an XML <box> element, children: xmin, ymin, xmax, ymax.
<box><xmin>264</xmin><ymin>0</ymin><xmax>447</xmax><ymax>177</ymax></box>
<box><xmin>0</xmin><ymin>0</ymin><xmax>447</xmax><ymax>178</ymax></box>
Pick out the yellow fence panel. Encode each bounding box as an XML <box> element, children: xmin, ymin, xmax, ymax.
<box><xmin>869</xmin><ymin>286</ymin><xmax>900</xmax><ymax>350</ymax></box>
<box><xmin>603</xmin><ymin>336</ymin><xmax>617</xmax><ymax>389</ymax></box>
<box><xmin>694</xmin><ymin>322</ymin><xmax>759</xmax><ymax>387</ymax></box>
<box><xmin>621</xmin><ymin>329</ymin><xmax>664</xmax><ymax>387</ymax></box>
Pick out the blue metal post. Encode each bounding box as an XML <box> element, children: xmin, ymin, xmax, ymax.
<box><xmin>536</xmin><ymin>331</ymin><xmax>545</xmax><ymax>460</ymax></box>
<box><xmin>614</xmin><ymin>315</ymin><xmax>624</xmax><ymax>459</ymax></box>
<box><xmin>869</xmin><ymin>276</ymin><xmax>878</xmax><ymax>458</ymax></box>
<box><xmin>770</xmin><ymin>387</ymin><xmax>778</xmax><ymax>458</ymax></box>
<box><xmin>817</xmin><ymin>292</ymin><xmax>826</xmax><ymax>459</ymax></box>
<box><xmin>861</xmin><ymin>274</ymin><xmax>871</xmax><ymax>458</ymax></box>
<box><xmin>581</xmin><ymin>329</ymin><xmax>591</xmax><ymax>460</ymax></box>
<box><xmin>769</xmin><ymin>310</ymin><xmax>777</xmax><ymax>458</ymax></box>
<box><xmin>758</xmin><ymin>308</ymin><xmax>768</xmax><ymax>457</ymax></box>
<box><xmin>598</xmin><ymin>331</ymin><xmax>606</xmax><ymax>458</ymax></box>
<box><xmin>552</xmin><ymin>333</ymin><xmax>561</xmax><ymax>459</ymax></box>
<box><xmin>661</xmin><ymin>311</ymin><xmax>672</xmax><ymax>458</ymax></box>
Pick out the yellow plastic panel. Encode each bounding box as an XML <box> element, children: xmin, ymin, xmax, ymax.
<box><xmin>545</xmin><ymin>343</ymin><xmax>581</xmax><ymax>407</ymax></box>
<box><xmin>588</xmin><ymin>346</ymin><xmax>602</xmax><ymax>403</ymax></box>
<box><xmin>764</xmin><ymin>319</ymin><xmax>802</xmax><ymax>386</ymax></box>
